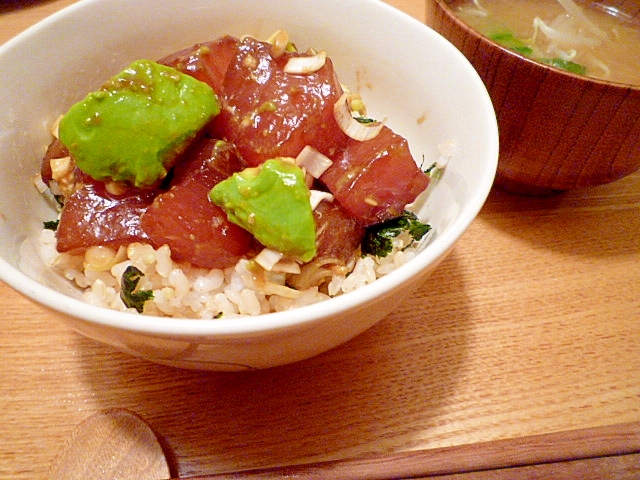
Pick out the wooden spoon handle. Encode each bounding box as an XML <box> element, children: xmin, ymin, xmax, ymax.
<box><xmin>181</xmin><ymin>421</ymin><xmax>640</xmax><ymax>479</ymax></box>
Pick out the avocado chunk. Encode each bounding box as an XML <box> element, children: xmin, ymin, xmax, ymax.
<box><xmin>210</xmin><ymin>158</ymin><xmax>317</xmax><ymax>262</ymax></box>
<box><xmin>59</xmin><ymin>59</ymin><xmax>220</xmax><ymax>187</ymax></box>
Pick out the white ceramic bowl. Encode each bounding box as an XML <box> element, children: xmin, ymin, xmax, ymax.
<box><xmin>0</xmin><ymin>0</ymin><xmax>498</xmax><ymax>370</ymax></box>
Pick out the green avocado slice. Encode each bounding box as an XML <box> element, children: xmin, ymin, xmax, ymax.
<box><xmin>209</xmin><ymin>158</ymin><xmax>317</xmax><ymax>262</ymax></box>
<box><xmin>59</xmin><ymin>59</ymin><xmax>220</xmax><ymax>187</ymax></box>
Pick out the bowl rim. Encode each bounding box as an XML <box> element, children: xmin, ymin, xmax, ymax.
<box><xmin>0</xmin><ymin>0</ymin><xmax>499</xmax><ymax>338</ymax></box>
<box><xmin>431</xmin><ymin>0</ymin><xmax>640</xmax><ymax>90</ymax></box>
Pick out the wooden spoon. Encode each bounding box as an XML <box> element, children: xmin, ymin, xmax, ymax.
<box><xmin>48</xmin><ymin>410</ymin><xmax>640</xmax><ymax>479</ymax></box>
<box><xmin>48</xmin><ymin>408</ymin><xmax>171</xmax><ymax>480</ymax></box>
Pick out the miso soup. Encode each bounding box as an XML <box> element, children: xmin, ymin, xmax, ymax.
<box><xmin>454</xmin><ymin>0</ymin><xmax>640</xmax><ymax>85</ymax></box>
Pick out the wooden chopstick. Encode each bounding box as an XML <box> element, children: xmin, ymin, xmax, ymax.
<box><xmin>177</xmin><ymin>421</ymin><xmax>640</xmax><ymax>479</ymax></box>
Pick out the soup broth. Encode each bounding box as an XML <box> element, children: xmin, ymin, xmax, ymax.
<box><xmin>454</xmin><ymin>0</ymin><xmax>640</xmax><ymax>85</ymax></box>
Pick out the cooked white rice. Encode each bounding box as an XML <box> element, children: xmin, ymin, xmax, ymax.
<box><xmin>33</xmin><ymin>226</ymin><xmax>430</xmax><ymax>318</ymax></box>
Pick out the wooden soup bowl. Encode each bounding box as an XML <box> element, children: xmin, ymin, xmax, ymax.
<box><xmin>426</xmin><ymin>0</ymin><xmax>640</xmax><ymax>194</ymax></box>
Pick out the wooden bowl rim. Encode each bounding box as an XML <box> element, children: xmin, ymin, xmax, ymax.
<box><xmin>431</xmin><ymin>0</ymin><xmax>640</xmax><ymax>91</ymax></box>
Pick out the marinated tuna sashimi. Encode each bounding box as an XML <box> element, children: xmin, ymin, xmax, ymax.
<box><xmin>140</xmin><ymin>138</ymin><xmax>252</xmax><ymax>269</ymax></box>
<box><xmin>313</xmin><ymin>200</ymin><xmax>364</xmax><ymax>264</ymax></box>
<box><xmin>212</xmin><ymin>36</ymin><xmax>348</xmax><ymax>167</ymax></box>
<box><xmin>56</xmin><ymin>175</ymin><xmax>154</xmax><ymax>253</ymax></box>
<box><xmin>158</xmin><ymin>35</ymin><xmax>240</xmax><ymax>94</ymax></box>
<box><xmin>320</xmin><ymin>126</ymin><xmax>430</xmax><ymax>226</ymax></box>
<box><xmin>36</xmin><ymin>30</ymin><xmax>438</xmax><ymax>317</ymax></box>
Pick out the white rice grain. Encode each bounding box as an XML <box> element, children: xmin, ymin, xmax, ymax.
<box><xmin>238</xmin><ymin>288</ymin><xmax>261</xmax><ymax>315</ymax></box>
<box><xmin>168</xmin><ymin>268</ymin><xmax>190</xmax><ymax>299</ymax></box>
<box><xmin>36</xmin><ymin>218</ymin><xmax>430</xmax><ymax>318</ymax></box>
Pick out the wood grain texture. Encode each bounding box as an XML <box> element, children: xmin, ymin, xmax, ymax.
<box><xmin>1</xmin><ymin>1</ymin><xmax>639</xmax><ymax>479</ymax></box>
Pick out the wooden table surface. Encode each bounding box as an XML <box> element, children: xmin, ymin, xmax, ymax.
<box><xmin>1</xmin><ymin>1</ymin><xmax>639</xmax><ymax>478</ymax></box>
